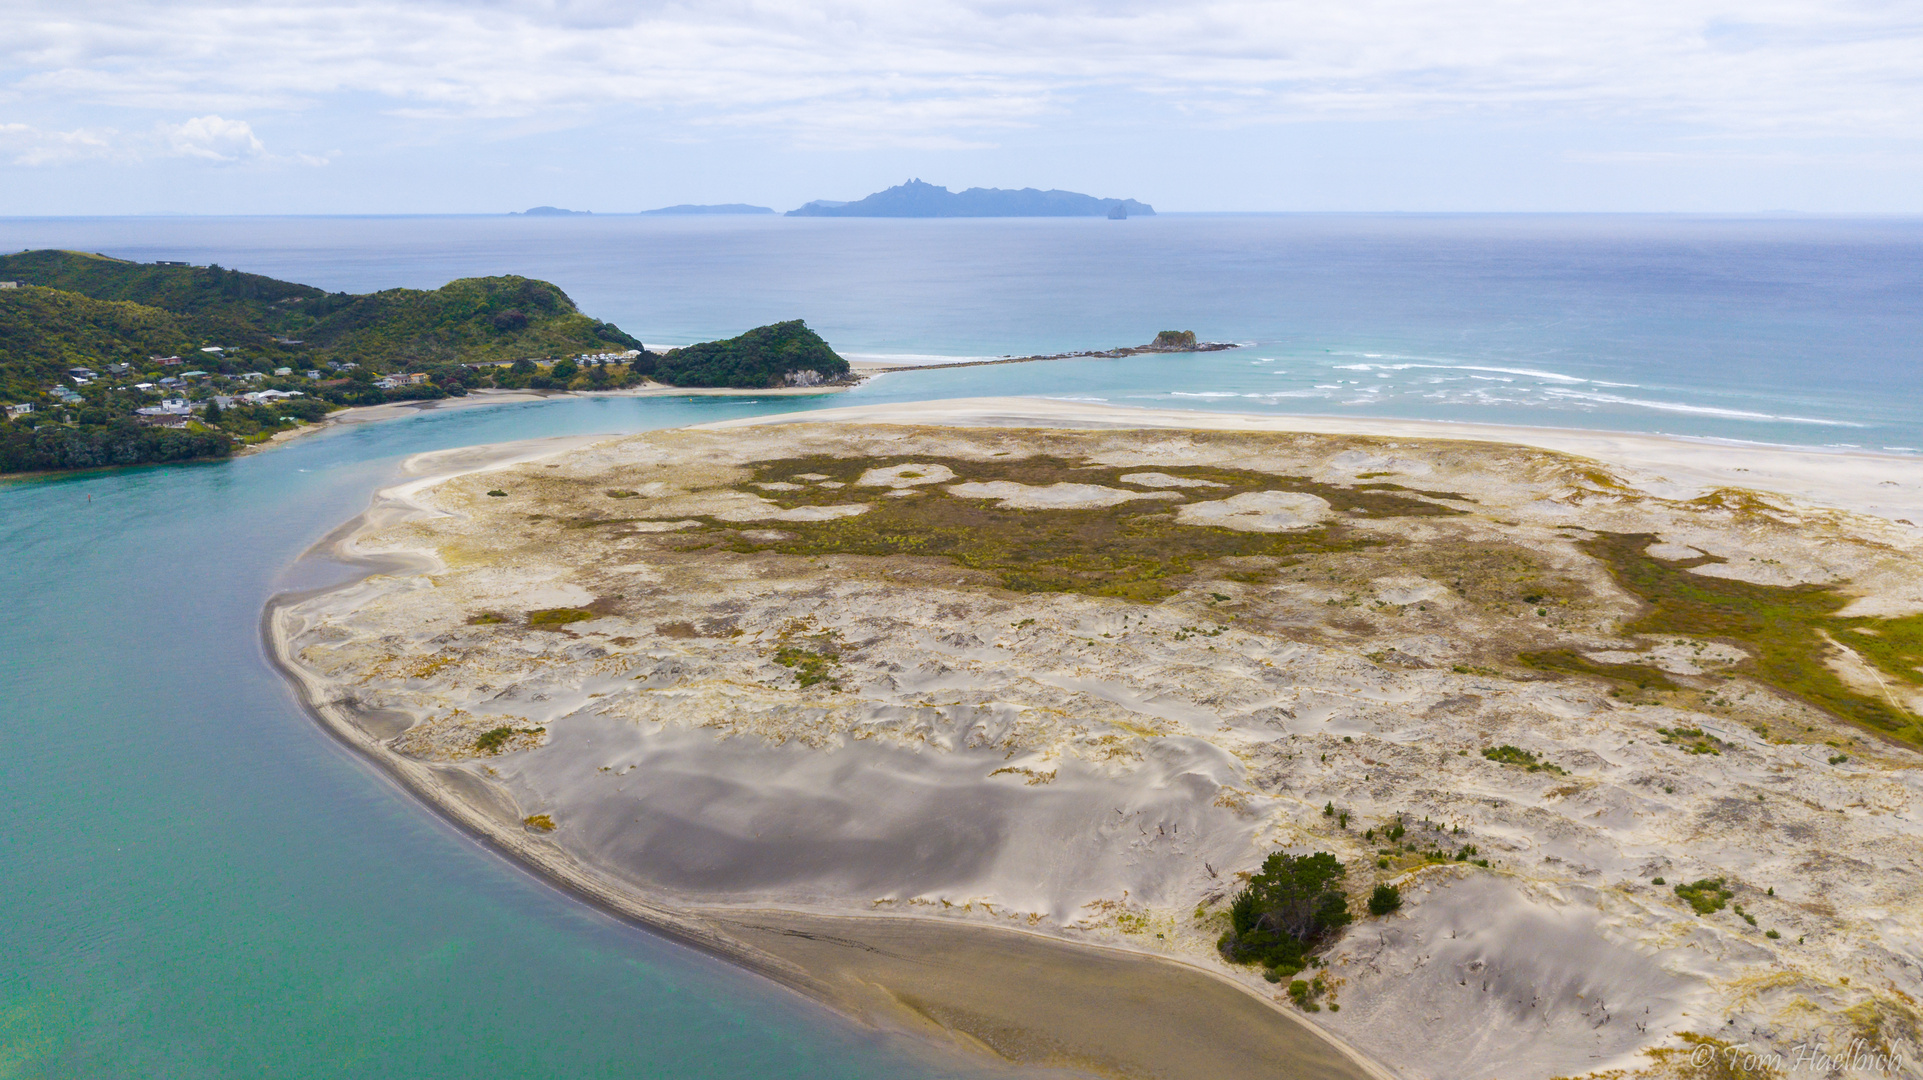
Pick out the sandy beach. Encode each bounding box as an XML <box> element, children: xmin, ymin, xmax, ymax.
<box><xmin>265</xmin><ymin>400</ymin><xmax>1923</xmax><ymax>1080</ymax></box>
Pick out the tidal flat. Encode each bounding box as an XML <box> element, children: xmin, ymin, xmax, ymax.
<box><xmin>270</xmin><ymin>405</ymin><xmax>1923</xmax><ymax>1080</ymax></box>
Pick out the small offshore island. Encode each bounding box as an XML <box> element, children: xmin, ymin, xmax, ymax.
<box><xmin>272</xmin><ymin>403</ymin><xmax>1923</xmax><ymax>1080</ymax></box>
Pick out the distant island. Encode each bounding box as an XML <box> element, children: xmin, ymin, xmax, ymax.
<box><xmin>788</xmin><ymin>179</ymin><xmax>1154</xmax><ymax>218</ymax></box>
<box><xmin>511</xmin><ymin>206</ymin><xmax>590</xmax><ymax>216</ymax></box>
<box><xmin>0</xmin><ymin>250</ymin><xmax>847</xmax><ymax>474</ymax></box>
<box><xmin>640</xmin><ymin>204</ymin><xmax>775</xmax><ymax>216</ymax></box>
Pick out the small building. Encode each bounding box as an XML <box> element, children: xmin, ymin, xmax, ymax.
<box><xmin>4</xmin><ymin>403</ymin><xmax>33</xmax><ymax>420</ymax></box>
<box><xmin>302</xmin><ymin>370</ymin><xmax>323</xmax><ymax>379</ymax></box>
<box><xmin>273</xmin><ymin>367</ymin><xmax>292</xmax><ymax>376</ymax></box>
<box><xmin>243</xmin><ymin>389</ymin><xmax>304</xmax><ymax>404</ymax></box>
<box><xmin>376</xmin><ymin>373</ymin><xmax>430</xmax><ymax>389</ymax></box>
<box><xmin>0</xmin><ymin>281</ymin><xmax>17</xmax><ymax>290</ymax></box>
<box><xmin>153</xmin><ymin>356</ymin><xmax>183</xmax><ymax>366</ymax></box>
<box><xmin>107</xmin><ymin>363</ymin><xmax>131</xmax><ymax>375</ymax></box>
<box><xmin>200</xmin><ymin>346</ymin><xmax>225</xmax><ymax>354</ymax></box>
<box><xmin>155</xmin><ymin>260</ymin><xmax>189</xmax><ymax>267</ymax></box>
<box><xmin>238</xmin><ymin>372</ymin><xmax>267</xmax><ymax>382</ymax></box>
<box><xmin>134</xmin><ymin>382</ymin><xmax>156</xmax><ymax>391</ymax></box>
<box><xmin>158</xmin><ymin>377</ymin><xmax>179</xmax><ymax>387</ymax></box>
<box><xmin>178</xmin><ymin>370</ymin><xmax>208</xmax><ymax>379</ymax></box>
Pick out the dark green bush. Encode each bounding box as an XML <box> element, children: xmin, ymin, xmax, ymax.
<box><xmin>1368</xmin><ymin>884</ymin><xmax>1402</xmax><ymax>916</ymax></box>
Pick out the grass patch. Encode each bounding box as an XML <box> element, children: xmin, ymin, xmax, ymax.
<box><xmin>523</xmin><ymin>814</ymin><xmax>556</xmax><ymax>831</ymax></box>
<box><xmin>773</xmin><ymin>621</ymin><xmax>843</xmax><ymax>689</ymax></box>
<box><xmin>1519</xmin><ymin>648</ymin><xmax>1678</xmax><ymax>692</ymax></box>
<box><xmin>1580</xmin><ymin>532</ymin><xmax>1923</xmax><ymax>743</ymax></box>
<box><xmin>1482</xmin><ymin>744</ymin><xmax>1566</xmax><ymax>774</ymax></box>
<box><xmin>690</xmin><ymin>454</ymin><xmax>1470</xmax><ymax>601</ymax></box>
<box><xmin>1675</xmin><ymin>877</ymin><xmax>1734</xmax><ymax>915</ymax></box>
<box><xmin>527</xmin><ymin>607</ymin><xmax>596</xmax><ymax>627</ymax></box>
<box><xmin>1656</xmin><ymin>726</ymin><xmax>1723</xmax><ymax>754</ymax></box>
<box><xmin>466</xmin><ymin>612</ymin><xmax>507</xmax><ymax>625</ymax></box>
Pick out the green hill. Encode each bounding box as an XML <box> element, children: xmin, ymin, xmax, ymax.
<box><xmin>0</xmin><ymin>250</ymin><xmax>640</xmax><ymax>371</ymax></box>
<box><xmin>645</xmin><ymin>320</ymin><xmax>849</xmax><ymax>388</ymax></box>
<box><xmin>0</xmin><ymin>286</ymin><xmax>194</xmax><ymax>402</ymax></box>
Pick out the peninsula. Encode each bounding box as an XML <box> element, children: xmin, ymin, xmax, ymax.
<box><xmin>0</xmin><ymin>250</ymin><xmax>849</xmax><ymax>473</ymax></box>
<box><xmin>272</xmin><ymin>400</ymin><xmax>1923</xmax><ymax>1080</ymax></box>
<box><xmin>788</xmin><ymin>179</ymin><xmax>1154</xmax><ymax>218</ymax></box>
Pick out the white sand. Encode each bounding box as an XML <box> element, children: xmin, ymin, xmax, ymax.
<box><xmin>697</xmin><ymin>397</ymin><xmax>1923</xmax><ymax>525</ymax></box>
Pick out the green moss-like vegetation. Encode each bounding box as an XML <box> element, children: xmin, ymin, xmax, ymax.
<box><xmin>1579</xmin><ymin>532</ymin><xmax>1923</xmax><ymax>744</ymax></box>
<box><xmin>773</xmin><ymin>622</ymin><xmax>844</xmax><ymax>689</ymax></box>
<box><xmin>1520</xmin><ymin>648</ymin><xmax>1678</xmax><ymax>692</ymax></box>
<box><xmin>1675</xmin><ymin>877</ymin><xmax>1734</xmax><ymax>915</ymax></box>
<box><xmin>474</xmin><ymin>726</ymin><xmax>514</xmax><ymax>753</ymax></box>
<box><xmin>466</xmin><ymin>612</ymin><xmax>508</xmax><ymax>625</ymax></box>
<box><xmin>677</xmin><ymin>454</ymin><xmax>1466</xmax><ymax>601</ymax></box>
<box><xmin>527</xmin><ymin>607</ymin><xmax>596</xmax><ymax>627</ymax></box>
<box><xmin>1657</xmin><ymin>726</ymin><xmax>1723</xmax><ymax>754</ymax></box>
<box><xmin>523</xmin><ymin>813</ymin><xmax>556</xmax><ymax>832</ymax></box>
<box><xmin>1481</xmin><ymin>745</ymin><xmax>1565</xmax><ymax>774</ymax></box>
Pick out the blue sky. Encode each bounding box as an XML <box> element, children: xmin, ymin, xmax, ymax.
<box><xmin>4</xmin><ymin>0</ymin><xmax>1921</xmax><ymax>214</ymax></box>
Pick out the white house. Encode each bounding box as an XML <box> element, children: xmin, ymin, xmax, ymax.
<box><xmin>4</xmin><ymin>403</ymin><xmax>33</xmax><ymax>419</ymax></box>
<box><xmin>0</xmin><ymin>281</ymin><xmax>18</xmax><ymax>290</ymax></box>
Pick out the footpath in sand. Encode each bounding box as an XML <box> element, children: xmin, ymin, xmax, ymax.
<box><xmin>271</xmin><ymin>400</ymin><xmax>1923</xmax><ymax>1080</ymax></box>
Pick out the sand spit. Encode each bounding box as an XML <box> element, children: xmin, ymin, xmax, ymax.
<box><xmin>271</xmin><ymin>408</ymin><xmax>1923</xmax><ymax>1080</ymax></box>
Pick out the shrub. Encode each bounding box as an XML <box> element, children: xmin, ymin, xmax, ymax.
<box><xmin>523</xmin><ymin>813</ymin><xmax>555</xmax><ymax>831</ymax></box>
<box><xmin>1368</xmin><ymin>884</ymin><xmax>1402</xmax><ymax>916</ymax></box>
<box><xmin>1219</xmin><ymin>851</ymin><xmax>1351</xmax><ymax>970</ymax></box>
<box><xmin>1675</xmin><ymin>878</ymin><xmax>1734</xmax><ymax>915</ymax></box>
<box><xmin>474</xmin><ymin>726</ymin><xmax>514</xmax><ymax>753</ymax></box>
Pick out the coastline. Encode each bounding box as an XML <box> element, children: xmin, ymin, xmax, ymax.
<box><xmin>263</xmin><ymin>434</ymin><xmax>1395</xmax><ymax>1080</ymax></box>
<box><xmin>234</xmin><ymin>382</ymin><xmax>853</xmax><ymax>459</ymax></box>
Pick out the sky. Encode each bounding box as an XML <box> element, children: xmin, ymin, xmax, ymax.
<box><xmin>3</xmin><ymin>0</ymin><xmax>1922</xmax><ymax>214</ymax></box>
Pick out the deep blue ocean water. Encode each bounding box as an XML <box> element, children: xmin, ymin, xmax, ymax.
<box><xmin>5</xmin><ymin>213</ymin><xmax>1920</xmax><ymax>448</ymax></box>
<box><xmin>2</xmin><ymin>214</ymin><xmax>1919</xmax><ymax>1078</ymax></box>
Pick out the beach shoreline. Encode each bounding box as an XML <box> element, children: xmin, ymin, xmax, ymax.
<box><xmin>262</xmin><ymin>431</ymin><xmax>1395</xmax><ymax>1080</ymax></box>
<box><xmin>696</xmin><ymin>396</ymin><xmax>1923</xmax><ymax>525</ymax></box>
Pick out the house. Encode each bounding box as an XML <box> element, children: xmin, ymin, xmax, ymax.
<box><xmin>178</xmin><ymin>370</ymin><xmax>208</xmax><ymax>379</ymax></box>
<box><xmin>242</xmin><ymin>389</ymin><xmax>304</xmax><ymax>404</ymax></box>
<box><xmin>273</xmin><ymin>367</ymin><xmax>292</xmax><ymax>376</ymax></box>
<box><xmin>200</xmin><ymin>346</ymin><xmax>225</xmax><ymax>354</ymax></box>
<box><xmin>153</xmin><ymin>356</ymin><xmax>183</xmax><ymax>366</ymax></box>
<box><xmin>302</xmin><ymin>370</ymin><xmax>323</xmax><ymax>379</ymax></box>
<box><xmin>133</xmin><ymin>382</ymin><xmax>156</xmax><ymax>391</ymax></box>
<box><xmin>212</xmin><ymin>396</ymin><xmax>237</xmax><ymax>408</ymax></box>
<box><xmin>155</xmin><ymin>260</ymin><xmax>189</xmax><ymax>267</ymax></box>
<box><xmin>68</xmin><ymin>368</ymin><xmax>96</xmax><ymax>384</ymax></box>
<box><xmin>0</xmin><ymin>281</ymin><xmax>17</xmax><ymax>290</ymax></box>
<box><xmin>158</xmin><ymin>377</ymin><xmax>179</xmax><ymax>387</ymax></box>
<box><xmin>4</xmin><ymin>403</ymin><xmax>33</xmax><ymax>420</ymax></box>
<box><xmin>376</xmin><ymin>373</ymin><xmax>430</xmax><ymax>389</ymax></box>
<box><xmin>107</xmin><ymin>363</ymin><xmax>131</xmax><ymax>375</ymax></box>
<box><xmin>238</xmin><ymin>372</ymin><xmax>267</xmax><ymax>382</ymax></box>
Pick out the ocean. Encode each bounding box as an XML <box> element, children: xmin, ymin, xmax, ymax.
<box><xmin>2</xmin><ymin>213</ymin><xmax>1919</xmax><ymax>1078</ymax></box>
<box><xmin>6</xmin><ymin>212</ymin><xmax>1922</xmax><ymax>448</ymax></box>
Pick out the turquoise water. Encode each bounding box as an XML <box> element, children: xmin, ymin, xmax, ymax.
<box><xmin>5</xmin><ymin>214</ymin><xmax>1922</xmax><ymax>1077</ymax></box>
<box><xmin>0</xmin><ymin>395</ymin><xmax>995</xmax><ymax>1080</ymax></box>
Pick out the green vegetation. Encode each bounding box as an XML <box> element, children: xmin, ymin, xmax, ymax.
<box><xmin>1520</xmin><ymin>647</ymin><xmax>1678</xmax><ymax>693</ymax></box>
<box><xmin>1657</xmin><ymin>726</ymin><xmax>1723</xmax><ymax>754</ymax></box>
<box><xmin>523</xmin><ymin>813</ymin><xmax>556</xmax><ymax>831</ymax></box>
<box><xmin>1219</xmin><ymin>851</ymin><xmax>1351</xmax><ymax>975</ymax></box>
<box><xmin>1675</xmin><ymin>877</ymin><xmax>1734</xmax><ymax>915</ymax></box>
<box><xmin>0</xmin><ymin>251</ymin><xmax>656</xmax><ymax>473</ymax></box>
<box><xmin>466</xmin><ymin>612</ymin><xmax>508</xmax><ymax>625</ymax></box>
<box><xmin>474</xmin><ymin>727</ymin><xmax>514</xmax><ymax>753</ymax></box>
<box><xmin>1367</xmin><ymin>883</ymin><xmax>1402</xmax><ymax>916</ymax></box>
<box><xmin>1579</xmin><ymin>531</ymin><xmax>1923</xmax><ymax>743</ymax></box>
<box><xmin>527</xmin><ymin>607</ymin><xmax>596</xmax><ymax>627</ymax></box>
<box><xmin>773</xmin><ymin>623</ymin><xmax>844</xmax><ymax>689</ymax></box>
<box><xmin>685</xmin><ymin>454</ymin><xmax>1464</xmax><ymax>601</ymax></box>
<box><xmin>1482</xmin><ymin>744</ymin><xmax>1565</xmax><ymax>774</ymax></box>
<box><xmin>643</xmin><ymin>320</ymin><xmax>848</xmax><ymax>389</ymax></box>
<box><xmin>1286</xmin><ymin>976</ymin><xmax>1329</xmax><ymax>1012</ymax></box>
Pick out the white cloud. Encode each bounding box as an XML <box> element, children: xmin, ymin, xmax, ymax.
<box><xmin>3</xmin><ymin>1</ymin><xmax>1922</xmax><ymax>150</ymax></box>
<box><xmin>0</xmin><ymin>114</ymin><xmax>328</xmax><ymax>166</ymax></box>
<box><xmin>158</xmin><ymin>114</ymin><xmax>266</xmax><ymax>160</ymax></box>
<box><xmin>0</xmin><ymin>122</ymin><xmax>121</xmax><ymax>165</ymax></box>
